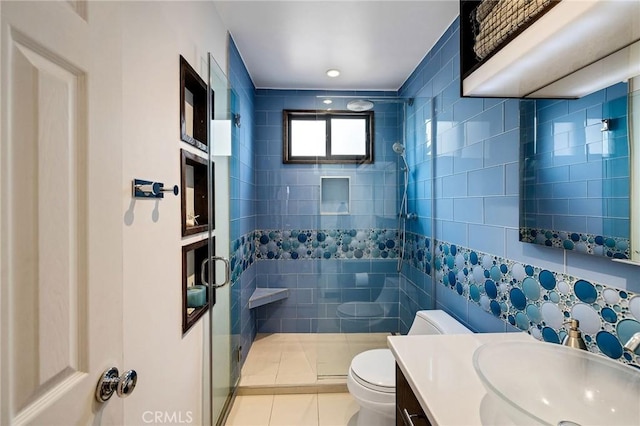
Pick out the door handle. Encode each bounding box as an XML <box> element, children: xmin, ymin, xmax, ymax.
<box><xmin>200</xmin><ymin>256</ymin><xmax>230</xmax><ymax>288</ymax></box>
<box><xmin>401</xmin><ymin>408</ymin><xmax>428</xmax><ymax>426</ymax></box>
<box><xmin>96</xmin><ymin>367</ymin><xmax>138</xmax><ymax>402</ymax></box>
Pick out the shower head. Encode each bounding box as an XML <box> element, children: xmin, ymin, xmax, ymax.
<box><xmin>392</xmin><ymin>142</ymin><xmax>405</xmax><ymax>155</ymax></box>
<box><xmin>346</xmin><ymin>99</ymin><xmax>375</xmax><ymax>112</ymax></box>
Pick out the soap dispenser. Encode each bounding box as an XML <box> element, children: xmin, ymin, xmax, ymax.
<box><xmin>562</xmin><ymin>319</ymin><xmax>587</xmax><ymax>350</ymax></box>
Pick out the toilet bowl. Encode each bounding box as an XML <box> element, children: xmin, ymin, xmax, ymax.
<box><xmin>347</xmin><ymin>310</ymin><xmax>472</xmax><ymax>426</ymax></box>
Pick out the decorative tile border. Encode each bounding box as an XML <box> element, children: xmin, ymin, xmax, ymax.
<box><xmin>433</xmin><ymin>238</ymin><xmax>640</xmax><ymax>368</ymax></box>
<box><xmin>232</xmin><ymin>228</ymin><xmax>640</xmax><ymax>368</ymax></box>
<box><xmin>254</xmin><ymin>229</ymin><xmax>400</xmax><ymax>260</ymax></box>
<box><xmin>520</xmin><ymin>227</ymin><xmax>630</xmax><ymax>259</ymax></box>
<box><xmin>404</xmin><ymin>232</ymin><xmax>432</xmax><ymax>275</ymax></box>
<box><xmin>230</xmin><ymin>231</ymin><xmax>257</xmax><ymax>285</ymax></box>
<box><xmin>230</xmin><ymin>228</ymin><xmax>400</xmax><ymax>286</ymax></box>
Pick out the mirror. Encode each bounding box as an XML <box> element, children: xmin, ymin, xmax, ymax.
<box><xmin>520</xmin><ymin>80</ymin><xmax>633</xmax><ymax>259</ymax></box>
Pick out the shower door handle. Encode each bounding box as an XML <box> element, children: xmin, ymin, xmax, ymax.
<box><xmin>200</xmin><ymin>256</ymin><xmax>230</xmax><ymax>288</ymax></box>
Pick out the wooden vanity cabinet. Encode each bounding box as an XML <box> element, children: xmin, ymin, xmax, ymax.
<box><xmin>396</xmin><ymin>364</ymin><xmax>430</xmax><ymax>426</ymax></box>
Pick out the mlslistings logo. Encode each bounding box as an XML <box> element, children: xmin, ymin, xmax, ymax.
<box><xmin>142</xmin><ymin>411</ymin><xmax>193</xmax><ymax>424</ymax></box>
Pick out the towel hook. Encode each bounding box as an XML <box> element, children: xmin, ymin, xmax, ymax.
<box><xmin>132</xmin><ymin>179</ymin><xmax>179</xmax><ymax>199</ymax></box>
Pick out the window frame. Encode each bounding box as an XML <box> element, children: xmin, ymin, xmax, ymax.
<box><xmin>282</xmin><ymin>109</ymin><xmax>374</xmax><ymax>164</ymax></box>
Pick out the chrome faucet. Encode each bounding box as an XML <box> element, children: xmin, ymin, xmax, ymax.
<box><xmin>562</xmin><ymin>319</ymin><xmax>587</xmax><ymax>350</ymax></box>
<box><xmin>623</xmin><ymin>332</ymin><xmax>640</xmax><ymax>353</ymax></box>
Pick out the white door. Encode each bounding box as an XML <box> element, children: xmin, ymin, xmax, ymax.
<box><xmin>0</xmin><ymin>1</ymin><xmax>124</xmax><ymax>424</ymax></box>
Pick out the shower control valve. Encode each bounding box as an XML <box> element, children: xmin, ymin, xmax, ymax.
<box><xmin>400</xmin><ymin>212</ymin><xmax>418</xmax><ymax>220</ymax></box>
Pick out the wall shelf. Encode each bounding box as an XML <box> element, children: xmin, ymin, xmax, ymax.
<box><xmin>180</xmin><ymin>55</ymin><xmax>211</xmax><ymax>152</ymax></box>
<box><xmin>182</xmin><ymin>238</ymin><xmax>211</xmax><ymax>334</ymax></box>
<box><xmin>180</xmin><ymin>149</ymin><xmax>212</xmax><ymax>237</ymax></box>
<box><xmin>460</xmin><ymin>0</ymin><xmax>640</xmax><ymax>98</ymax></box>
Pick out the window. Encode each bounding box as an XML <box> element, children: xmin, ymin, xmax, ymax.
<box><xmin>283</xmin><ymin>110</ymin><xmax>374</xmax><ymax>164</ymax></box>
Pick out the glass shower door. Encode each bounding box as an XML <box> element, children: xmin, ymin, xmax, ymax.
<box><xmin>206</xmin><ymin>52</ymin><xmax>234</xmax><ymax>426</ymax></box>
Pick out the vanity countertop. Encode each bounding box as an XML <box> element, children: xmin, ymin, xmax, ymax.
<box><xmin>388</xmin><ymin>332</ymin><xmax>535</xmax><ymax>426</ymax></box>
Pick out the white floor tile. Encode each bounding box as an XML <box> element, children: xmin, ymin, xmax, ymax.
<box><xmin>225</xmin><ymin>395</ymin><xmax>273</xmax><ymax>426</ymax></box>
<box><xmin>274</xmin><ymin>371</ymin><xmax>317</xmax><ymax>385</ymax></box>
<box><xmin>318</xmin><ymin>393</ymin><xmax>359</xmax><ymax>426</ymax></box>
<box><xmin>269</xmin><ymin>394</ymin><xmax>318</xmax><ymax>426</ymax></box>
<box><xmin>239</xmin><ymin>372</ymin><xmax>277</xmax><ymax>386</ymax></box>
<box><xmin>240</xmin><ymin>333</ymin><xmax>378</xmax><ymax>387</ymax></box>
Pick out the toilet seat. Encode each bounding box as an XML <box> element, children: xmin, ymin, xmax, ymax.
<box><xmin>349</xmin><ymin>349</ymin><xmax>395</xmax><ymax>393</ymax></box>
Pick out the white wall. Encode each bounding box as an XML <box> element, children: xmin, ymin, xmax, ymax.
<box><xmin>119</xmin><ymin>2</ymin><xmax>228</xmax><ymax>424</ymax></box>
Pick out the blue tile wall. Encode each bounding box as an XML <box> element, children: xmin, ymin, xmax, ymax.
<box><xmin>254</xmin><ymin>89</ymin><xmax>403</xmax><ymax>231</ymax></box>
<box><xmin>255</xmin><ymin>258</ymin><xmax>399</xmax><ymax>333</ymax></box>
<box><xmin>397</xmin><ymin>17</ymin><xmax>640</xmax><ymax>368</ymax></box>
<box><xmin>229</xmin><ymin>15</ymin><xmax>640</xmax><ymax>371</ymax></box>
<box><xmin>228</xmin><ymin>37</ymin><xmax>257</xmax><ymax>377</ymax></box>
<box><xmin>252</xmin><ymin>229</ymin><xmax>401</xmax><ymax>333</ymax></box>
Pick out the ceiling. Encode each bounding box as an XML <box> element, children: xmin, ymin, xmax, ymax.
<box><xmin>213</xmin><ymin>1</ymin><xmax>459</xmax><ymax>91</ymax></box>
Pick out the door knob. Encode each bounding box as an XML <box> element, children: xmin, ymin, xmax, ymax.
<box><xmin>96</xmin><ymin>367</ymin><xmax>138</xmax><ymax>402</ymax></box>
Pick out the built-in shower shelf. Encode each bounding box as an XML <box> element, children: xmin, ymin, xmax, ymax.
<box><xmin>248</xmin><ymin>288</ymin><xmax>289</xmax><ymax>309</ymax></box>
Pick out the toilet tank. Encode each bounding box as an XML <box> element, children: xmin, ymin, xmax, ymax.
<box><xmin>407</xmin><ymin>310</ymin><xmax>472</xmax><ymax>335</ymax></box>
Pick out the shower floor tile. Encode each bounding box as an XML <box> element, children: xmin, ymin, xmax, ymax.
<box><xmin>239</xmin><ymin>333</ymin><xmax>388</xmax><ymax>388</ymax></box>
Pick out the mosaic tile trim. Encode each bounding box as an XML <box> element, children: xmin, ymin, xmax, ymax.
<box><xmin>520</xmin><ymin>227</ymin><xmax>630</xmax><ymax>259</ymax></box>
<box><xmin>230</xmin><ymin>231</ymin><xmax>257</xmax><ymax>285</ymax></box>
<box><xmin>254</xmin><ymin>229</ymin><xmax>400</xmax><ymax>260</ymax></box>
<box><xmin>434</xmin><ymin>239</ymin><xmax>640</xmax><ymax>368</ymax></box>
<box><xmin>234</xmin><ymin>228</ymin><xmax>640</xmax><ymax>367</ymax></box>
<box><xmin>403</xmin><ymin>232</ymin><xmax>432</xmax><ymax>275</ymax></box>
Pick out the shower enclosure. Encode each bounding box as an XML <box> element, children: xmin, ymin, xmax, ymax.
<box><xmin>242</xmin><ymin>93</ymin><xmax>426</xmax><ymax>388</ymax></box>
<box><xmin>202</xmin><ymin>53</ymin><xmax>236</xmax><ymax>426</ymax></box>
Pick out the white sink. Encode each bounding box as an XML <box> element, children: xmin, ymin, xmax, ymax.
<box><xmin>473</xmin><ymin>340</ymin><xmax>640</xmax><ymax>426</ymax></box>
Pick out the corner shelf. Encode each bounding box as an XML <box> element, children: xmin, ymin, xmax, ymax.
<box><xmin>248</xmin><ymin>288</ymin><xmax>289</xmax><ymax>309</ymax></box>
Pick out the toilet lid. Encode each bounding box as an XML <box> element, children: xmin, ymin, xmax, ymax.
<box><xmin>350</xmin><ymin>349</ymin><xmax>395</xmax><ymax>392</ymax></box>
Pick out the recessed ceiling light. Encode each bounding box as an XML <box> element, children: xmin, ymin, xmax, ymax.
<box><xmin>326</xmin><ymin>69</ymin><xmax>340</xmax><ymax>78</ymax></box>
<box><xmin>323</xmin><ymin>99</ymin><xmax>333</xmax><ymax>104</ymax></box>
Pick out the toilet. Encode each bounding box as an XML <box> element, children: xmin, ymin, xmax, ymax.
<box><xmin>347</xmin><ymin>310</ymin><xmax>472</xmax><ymax>426</ymax></box>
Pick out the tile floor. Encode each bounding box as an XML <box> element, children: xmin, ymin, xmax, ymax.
<box><xmin>238</xmin><ymin>333</ymin><xmax>389</xmax><ymax>387</ymax></box>
<box><xmin>225</xmin><ymin>392</ymin><xmax>359</xmax><ymax>426</ymax></box>
<box><xmin>226</xmin><ymin>333</ymin><xmax>389</xmax><ymax>426</ymax></box>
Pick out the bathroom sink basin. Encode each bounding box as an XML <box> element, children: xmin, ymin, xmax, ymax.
<box><xmin>473</xmin><ymin>340</ymin><xmax>640</xmax><ymax>426</ymax></box>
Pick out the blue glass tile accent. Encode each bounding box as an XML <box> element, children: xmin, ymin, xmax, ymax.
<box><xmin>538</xmin><ymin>270</ymin><xmax>556</xmax><ymax>290</ymax></box>
<box><xmin>575</xmin><ymin>280</ymin><xmax>598</xmax><ymax>303</ymax></box>
<box><xmin>522</xmin><ymin>277</ymin><xmax>541</xmax><ymax>301</ymax></box>
<box><xmin>509</xmin><ymin>288</ymin><xmax>527</xmax><ymax>311</ymax></box>
<box><xmin>526</xmin><ymin>304</ymin><xmax>542</xmax><ymax>324</ymax></box>
<box><xmin>601</xmin><ymin>307</ymin><xmax>618</xmax><ymax>324</ymax></box>
<box><xmin>485</xmin><ymin>280</ymin><xmax>497</xmax><ymax>299</ymax></box>
<box><xmin>596</xmin><ymin>331</ymin><xmax>624</xmax><ymax>359</ymax></box>
<box><xmin>542</xmin><ymin>327</ymin><xmax>561</xmax><ymax>344</ymax></box>
<box><xmin>489</xmin><ymin>300</ymin><xmax>501</xmax><ymax>317</ymax></box>
<box><xmin>515</xmin><ymin>312</ymin><xmax>529</xmax><ymax>330</ymax></box>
